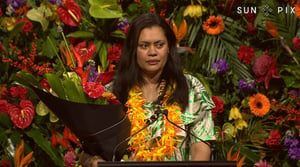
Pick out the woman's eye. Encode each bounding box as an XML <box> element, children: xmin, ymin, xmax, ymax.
<box><xmin>139</xmin><ymin>44</ymin><xmax>148</xmax><ymax>49</ymax></box>
<box><xmin>155</xmin><ymin>43</ymin><xmax>164</xmax><ymax>48</ymax></box>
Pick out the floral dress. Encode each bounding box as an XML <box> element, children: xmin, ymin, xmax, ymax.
<box><xmin>128</xmin><ymin>74</ymin><xmax>216</xmax><ymax>161</ymax></box>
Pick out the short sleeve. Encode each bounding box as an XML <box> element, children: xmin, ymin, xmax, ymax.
<box><xmin>181</xmin><ymin>74</ymin><xmax>216</xmax><ymax>143</ymax></box>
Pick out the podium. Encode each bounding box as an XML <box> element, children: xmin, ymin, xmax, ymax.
<box><xmin>98</xmin><ymin>161</ymin><xmax>236</xmax><ymax>167</ymax></box>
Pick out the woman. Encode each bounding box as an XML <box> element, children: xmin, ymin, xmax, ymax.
<box><xmin>80</xmin><ymin>13</ymin><xmax>215</xmax><ymax>166</ymax></box>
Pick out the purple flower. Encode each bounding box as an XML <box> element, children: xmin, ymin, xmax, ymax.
<box><xmin>284</xmin><ymin>133</ymin><xmax>299</xmax><ymax>148</ymax></box>
<box><xmin>211</xmin><ymin>58</ymin><xmax>229</xmax><ymax>75</ymax></box>
<box><xmin>238</xmin><ymin>79</ymin><xmax>255</xmax><ymax>93</ymax></box>
<box><xmin>288</xmin><ymin>147</ymin><xmax>300</xmax><ymax>160</ymax></box>
<box><xmin>48</xmin><ymin>0</ymin><xmax>62</xmax><ymax>6</ymax></box>
<box><xmin>6</xmin><ymin>0</ymin><xmax>24</xmax><ymax>15</ymax></box>
<box><xmin>84</xmin><ymin>61</ymin><xmax>100</xmax><ymax>82</ymax></box>
<box><xmin>64</xmin><ymin>151</ymin><xmax>76</xmax><ymax>167</ymax></box>
<box><xmin>116</xmin><ymin>17</ymin><xmax>129</xmax><ymax>31</ymax></box>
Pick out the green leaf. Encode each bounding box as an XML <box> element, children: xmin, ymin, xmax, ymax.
<box><xmin>12</xmin><ymin>71</ymin><xmax>42</xmax><ymax>89</ymax></box>
<box><xmin>89</xmin><ymin>0</ymin><xmax>122</xmax><ymax>19</ymax></box>
<box><xmin>25</xmin><ymin>128</ymin><xmax>64</xmax><ymax>167</ymax></box>
<box><xmin>66</xmin><ymin>31</ymin><xmax>95</xmax><ymax>39</ymax></box>
<box><xmin>44</xmin><ymin>73</ymin><xmax>66</xmax><ymax>99</ymax></box>
<box><xmin>26</xmin><ymin>7</ymin><xmax>51</xmax><ymax>31</ymax></box>
<box><xmin>9</xmin><ymin>22</ymin><xmax>25</xmax><ymax>39</ymax></box>
<box><xmin>0</xmin><ymin>113</ymin><xmax>12</xmax><ymax>129</ymax></box>
<box><xmin>98</xmin><ymin>41</ymin><xmax>110</xmax><ymax>71</ymax></box>
<box><xmin>62</xmin><ymin>80</ymin><xmax>87</xmax><ymax>103</ymax></box>
<box><xmin>110</xmin><ymin>30</ymin><xmax>126</xmax><ymax>39</ymax></box>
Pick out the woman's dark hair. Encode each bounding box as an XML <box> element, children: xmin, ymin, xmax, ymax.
<box><xmin>112</xmin><ymin>13</ymin><xmax>189</xmax><ymax>111</ymax></box>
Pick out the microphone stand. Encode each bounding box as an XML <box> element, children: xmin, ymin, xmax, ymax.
<box><xmin>156</xmin><ymin>108</ymin><xmax>211</xmax><ymax>148</ymax></box>
<box><xmin>111</xmin><ymin>113</ymin><xmax>160</xmax><ymax>161</ymax></box>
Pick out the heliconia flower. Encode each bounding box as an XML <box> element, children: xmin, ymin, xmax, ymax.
<box><xmin>249</xmin><ymin>93</ymin><xmax>270</xmax><ymax>117</ymax></box>
<box><xmin>97</xmin><ymin>71</ymin><xmax>116</xmax><ymax>85</ymax></box>
<box><xmin>203</xmin><ymin>15</ymin><xmax>225</xmax><ymax>35</ymax></box>
<box><xmin>265</xmin><ymin>19</ymin><xmax>279</xmax><ymax>38</ymax></box>
<box><xmin>8</xmin><ymin>100</ymin><xmax>35</xmax><ymax>129</ymax></box>
<box><xmin>229</xmin><ymin>107</ymin><xmax>243</xmax><ymax>120</ymax></box>
<box><xmin>227</xmin><ymin>146</ymin><xmax>246</xmax><ymax>167</ymax></box>
<box><xmin>212</xmin><ymin>58</ymin><xmax>229</xmax><ymax>75</ymax></box>
<box><xmin>254</xmin><ymin>159</ymin><xmax>272</xmax><ymax>167</ymax></box>
<box><xmin>237</xmin><ymin>45</ymin><xmax>255</xmax><ymax>64</ymax></box>
<box><xmin>252</xmin><ymin>51</ymin><xmax>280</xmax><ymax>89</ymax></box>
<box><xmin>57</xmin><ymin>0</ymin><xmax>82</xmax><ymax>26</ymax></box>
<box><xmin>64</xmin><ymin>151</ymin><xmax>76</xmax><ymax>167</ymax></box>
<box><xmin>171</xmin><ymin>19</ymin><xmax>187</xmax><ymax>43</ymax></box>
<box><xmin>63</xmin><ymin>126</ymin><xmax>81</xmax><ymax>146</ymax></box>
<box><xmin>82</xmin><ymin>82</ymin><xmax>105</xmax><ymax>98</ymax></box>
<box><xmin>183</xmin><ymin>4</ymin><xmax>207</xmax><ymax>18</ymax></box>
<box><xmin>14</xmin><ymin>140</ymin><xmax>33</xmax><ymax>167</ymax></box>
<box><xmin>238</xmin><ymin>79</ymin><xmax>255</xmax><ymax>93</ymax></box>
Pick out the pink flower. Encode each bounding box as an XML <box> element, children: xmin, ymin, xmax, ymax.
<box><xmin>64</xmin><ymin>151</ymin><xmax>76</xmax><ymax>167</ymax></box>
<box><xmin>252</xmin><ymin>51</ymin><xmax>280</xmax><ymax>89</ymax></box>
<box><xmin>254</xmin><ymin>159</ymin><xmax>271</xmax><ymax>167</ymax></box>
<box><xmin>237</xmin><ymin>45</ymin><xmax>255</xmax><ymax>64</ymax></box>
<box><xmin>293</xmin><ymin>37</ymin><xmax>300</xmax><ymax>50</ymax></box>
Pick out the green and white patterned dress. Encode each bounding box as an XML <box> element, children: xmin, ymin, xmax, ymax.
<box><xmin>141</xmin><ymin>74</ymin><xmax>216</xmax><ymax>160</ymax></box>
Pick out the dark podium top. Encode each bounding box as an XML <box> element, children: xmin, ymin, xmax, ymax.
<box><xmin>98</xmin><ymin>161</ymin><xmax>236</xmax><ymax>167</ymax></box>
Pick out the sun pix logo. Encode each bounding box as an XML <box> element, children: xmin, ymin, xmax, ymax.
<box><xmin>236</xmin><ymin>3</ymin><xmax>295</xmax><ymax>16</ymax></box>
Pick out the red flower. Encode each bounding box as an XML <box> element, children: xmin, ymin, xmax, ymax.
<box><xmin>237</xmin><ymin>45</ymin><xmax>255</xmax><ymax>64</ymax></box>
<box><xmin>247</xmin><ymin>23</ymin><xmax>257</xmax><ymax>36</ymax></box>
<box><xmin>40</xmin><ymin>78</ymin><xmax>51</xmax><ymax>91</ymax></box>
<box><xmin>252</xmin><ymin>51</ymin><xmax>280</xmax><ymax>89</ymax></box>
<box><xmin>82</xmin><ymin>82</ymin><xmax>105</xmax><ymax>98</ymax></box>
<box><xmin>73</xmin><ymin>41</ymin><xmax>97</xmax><ymax>65</ymax></box>
<box><xmin>211</xmin><ymin>96</ymin><xmax>224</xmax><ymax>118</ymax></box>
<box><xmin>8</xmin><ymin>100</ymin><xmax>35</xmax><ymax>129</ymax></box>
<box><xmin>16</xmin><ymin>18</ymin><xmax>33</xmax><ymax>33</ymax></box>
<box><xmin>0</xmin><ymin>100</ymin><xmax>9</xmax><ymax>114</ymax></box>
<box><xmin>64</xmin><ymin>151</ymin><xmax>76</xmax><ymax>167</ymax></box>
<box><xmin>245</xmin><ymin>13</ymin><xmax>256</xmax><ymax>23</ymax></box>
<box><xmin>265</xmin><ymin>129</ymin><xmax>281</xmax><ymax>146</ymax></box>
<box><xmin>10</xmin><ymin>85</ymin><xmax>28</xmax><ymax>99</ymax></box>
<box><xmin>57</xmin><ymin>0</ymin><xmax>82</xmax><ymax>26</ymax></box>
<box><xmin>0</xmin><ymin>159</ymin><xmax>11</xmax><ymax>167</ymax></box>
<box><xmin>107</xmin><ymin>45</ymin><xmax>121</xmax><ymax>63</ymax></box>
<box><xmin>293</xmin><ymin>37</ymin><xmax>300</xmax><ymax>50</ymax></box>
<box><xmin>74</xmin><ymin>67</ymin><xmax>90</xmax><ymax>84</ymax></box>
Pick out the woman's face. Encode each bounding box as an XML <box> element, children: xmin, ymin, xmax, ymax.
<box><xmin>136</xmin><ymin>26</ymin><xmax>169</xmax><ymax>77</ymax></box>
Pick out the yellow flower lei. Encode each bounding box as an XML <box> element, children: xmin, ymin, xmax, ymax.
<box><xmin>126</xmin><ymin>81</ymin><xmax>183</xmax><ymax>161</ymax></box>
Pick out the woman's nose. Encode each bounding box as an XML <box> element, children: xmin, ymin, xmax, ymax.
<box><xmin>148</xmin><ymin>45</ymin><xmax>157</xmax><ymax>56</ymax></box>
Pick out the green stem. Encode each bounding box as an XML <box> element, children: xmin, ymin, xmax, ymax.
<box><xmin>47</xmin><ymin>36</ymin><xmax>67</xmax><ymax>73</ymax></box>
<box><xmin>82</xmin><ymin>17</ymin><xmax>96</xmax><ymax>28</ymax></box>
<box><xmin>61</xmin><ymin>31</ymin><xmax>76</xmax><ymax>68</ymax></box>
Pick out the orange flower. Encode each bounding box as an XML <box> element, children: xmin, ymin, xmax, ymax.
<box><xmin>202</xmin><ymin>15</ymin><xmax>225</xmax><ymax>35</ymax></box>
<box><xmin>227</xmin><ymin>146</ymin><xmax>246</xmax><ymax>167</ymax></box>
<box><xmin>14</xmin><ymin>140</ymin><xmax>33</xmax><ymax>167</ymax></box>
<box><xmin>295</xmin><ymin>2</ymin><xmax>300</xmax><ymax>19</ymax></box>
<box><xmin>248</xmin><ymin>93</ymin><xmax>270</xmax><ymax>117</ymax></box>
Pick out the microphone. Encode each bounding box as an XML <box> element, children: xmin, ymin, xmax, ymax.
<box><xmin>111</xmin><ymin>112</ymin><xmax>160</xmax><ymax>161</ymax></box>
<box><xmin>155</xmin><ymin>107</ymin><xmax>211</xmax><ymax>148</ymax></box>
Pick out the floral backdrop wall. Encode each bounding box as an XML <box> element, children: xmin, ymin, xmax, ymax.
<box><xmin>0</xmin><ymin>0</ymin><xmax>300</xmax><ymax>166</ymax></box>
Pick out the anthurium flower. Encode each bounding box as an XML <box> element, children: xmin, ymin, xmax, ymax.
<box><xmin>8</xmin><ymin>100</ymin><xmax>35</xmax><ymax>129</ymax></box>
<box><xmin>183</xmin><ymin>4</ymin><xmax>207</xmax><ymax>18</ymax></box>
<box><xmin>215</xmin><ymin>122</ymin><xmax>236</xmax><ymax>141</ymax></box>
<box><xmin>73</xmin><ymin>41</ymin><xmax>97</xmax><ymax>65</ymax></box>
<box><xmin>82</xmin><ymin>82</ymin><xmax>105</xmax><ymax>98</ymax></box>
<box><xmin>57</xmin><ymin>0</ymin><xmax>82</xmax><ymax>26</ymax></box>
<box><xmin>14</xmin><ymin>140</ymin><xmax>33</xmax><ymax>167</ymax></box>
<box><xmin>235</xmin><ymin>119</ymin><xmax>248</xmax><ymax>130</ymax></box>
<box><xmin>229</xmin><ymin>107</ymin><xmax>243</xmax><ymax>120</ymax></box>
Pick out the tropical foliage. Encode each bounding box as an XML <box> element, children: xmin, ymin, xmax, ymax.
<box><xmin>0</xmin><ymin>0</ymin><xmax>300</xmax><ymax>166</ymax></box>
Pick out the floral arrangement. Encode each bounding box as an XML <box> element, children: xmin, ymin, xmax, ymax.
<box><xmin>0</xmin><ymin>0</ymin><xmax>300</xmax><ymax>166</ymax></box>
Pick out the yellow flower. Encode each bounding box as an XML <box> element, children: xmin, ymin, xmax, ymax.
<box><xmin>183</xmin><ymin>4</ymin><xmax>207</xmax><ymax>18</ymax></box>
<box><xmin>2</xmin><ymin>17</ymin><xmax>16</xmax><ymax>31</ymax></box>
<box><xmin>229</xmin><ymin>107</ymin><xmax>242</xmax><ymax>120</ymax></box>
<box><xmin>235</xmin><ymin>119</ymin><xmax>248</xmax><ymax>130</ymax></box>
